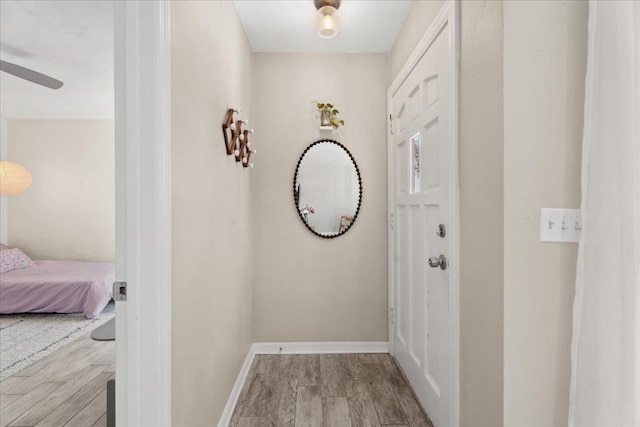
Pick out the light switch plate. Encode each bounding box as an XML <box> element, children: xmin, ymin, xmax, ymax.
<box><xmin>540</xmin><ymin>208</ymin><xmax>582</xmax><ymax>243</ymax></box>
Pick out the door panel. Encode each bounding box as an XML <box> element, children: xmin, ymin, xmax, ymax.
<box><xmin>388</xmin><ymin>7</ymin><xmax>456</xmax><ymax>426</ymax></box>
<box><xmin>425</xmin><ymin>119</ymin><xmax>440</xmax><ymax>187</ymax></box>
<box><xmin>397</xmin><ymin>204</ymin><xmax>409</xmax><ymax>348</ymax></box>
<box><xmin>409</xmin><ymin>205</ymin><xmax>425</xmax><ymax>366</ymax></box>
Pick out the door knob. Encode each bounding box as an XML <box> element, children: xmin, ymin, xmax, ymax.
<box><xmin>428</xmin><ymin>255</ymin><xmax>447</xmax><ymax>270</ymax></box>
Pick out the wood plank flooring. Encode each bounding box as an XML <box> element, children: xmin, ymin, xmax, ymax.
<box><xmin>0</xmin><ymin>333</ymin><xmax>114</xmax><ymax>427</ymax></box>
<box><xmin>229</xmin><ymin>353</ymin><xmax>433</xmax><ymax>427</ymax></box>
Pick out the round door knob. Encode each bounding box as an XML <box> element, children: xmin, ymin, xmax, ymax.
<box><xmin>428</xmin><ymin>255</ymin><xmax>447</xmax><ymax>270</ymax></box>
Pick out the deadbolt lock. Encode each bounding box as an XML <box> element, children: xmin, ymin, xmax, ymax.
<box><xmin>437</xmin><ymin>224</ymin><xmax>446</xmax><ymax>238</ymax></box>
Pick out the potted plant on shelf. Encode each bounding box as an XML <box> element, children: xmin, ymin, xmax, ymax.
<box><xmin>313</xmin><ymin>101</ymin><xmax>345</xmax><ymax>129</ymax></box>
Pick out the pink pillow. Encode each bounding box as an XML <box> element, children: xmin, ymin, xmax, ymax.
<box><xmin>0</xmin><ymin>248</ymin><xmax>35</xmax><ymax>273</ymax></box>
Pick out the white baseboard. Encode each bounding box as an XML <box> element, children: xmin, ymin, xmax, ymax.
<box><xmin>217</xmin><ymin>344</ymin><xmax>257</xmax><ymax>427</ymax></box>
<box><xmin>253</xmin><ymin>341</ymin><xmax>388</xmax><ymax>354</ymax></box>
<box><xmin>218</xmin><ymin>341</ymin><xmax>388</xmax><ymax>426</ymax></box>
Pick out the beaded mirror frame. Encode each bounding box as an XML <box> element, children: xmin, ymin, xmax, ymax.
<box><xmin>293</xmin><ymin>139</ymin><xmax>362</xmax><ymax>238</ymax></box>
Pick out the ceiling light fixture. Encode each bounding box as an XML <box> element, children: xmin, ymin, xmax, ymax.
<box><xmin>314</xmin><ymin>0</ymin><xmax>341</xmax><ymax>40</ymax></box>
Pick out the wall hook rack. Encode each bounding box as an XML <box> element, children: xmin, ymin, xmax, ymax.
<box><xmin>222</xmin><ymin>108</ymin><xmax>256</xmax><ymax>168</ymax></box>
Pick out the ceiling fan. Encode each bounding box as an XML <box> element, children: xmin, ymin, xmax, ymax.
<box><xmin>0</xmin><ymin>60</ymin><xmax>63</xmax><ymax>89</ymax></box>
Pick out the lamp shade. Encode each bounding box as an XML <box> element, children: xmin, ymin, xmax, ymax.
<box><xmin>0</xmin><ymin>161</ymin><xmax>32</xmax><ymax>195</ymax></box>
<box><xmin>315</xmin><ymin>5</ymin><xmax>341</xmax><ymax>39</ymax></box>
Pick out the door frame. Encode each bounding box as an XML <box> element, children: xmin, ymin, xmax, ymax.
<box><xmin>114</xmin><ymin>1</ymin><xmax>172</xmax><ymax>425</ymax></box>
<box><xmin>387</xmin><ymin>1</ymin><xmax>460</xmax><ymax>425</ymax></box>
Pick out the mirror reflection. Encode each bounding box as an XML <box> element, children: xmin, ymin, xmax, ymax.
<box><xmin>294</xmin><ymin>140</ymin><xmax>361</xmax><ymax>237</ymax></box>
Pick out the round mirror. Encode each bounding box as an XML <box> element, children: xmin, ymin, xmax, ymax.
<box><xmin>294</xmin><ymin>140</ymin><xmax>362</xmax><ymax>238</ymax></box>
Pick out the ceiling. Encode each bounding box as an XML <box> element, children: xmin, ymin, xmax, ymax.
<box><xmin>0</xmin><ymin>1</ymin><xmax>410</xmax><ymax>120</ymax></box>
<box><xmin>0</xmin><ymin>1</ymin><xmax>113</xmax><ymax>120</ymax></box>
<box><xmin>233</xmin><ymin>0</ymin><xmax>412</xmax><ymax>53</ymax></box>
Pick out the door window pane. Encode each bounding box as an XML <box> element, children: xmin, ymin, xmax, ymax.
<box><xmin>410</xmin><ymin>132</ymin><xmax>421</xmax><ymax>193</ymax></box>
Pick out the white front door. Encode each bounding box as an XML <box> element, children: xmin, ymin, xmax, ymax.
<box><xmin>388</xmin><ymin>3</ymin><xmax>458</xmax><ymax>426</ymax></box>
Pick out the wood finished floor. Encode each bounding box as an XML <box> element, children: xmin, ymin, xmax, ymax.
<box><xmin>230</xmin><ymin>353</ymin><xmax>433</xmax><ymax>427</ymax></box>
<box><xmin>0</xmin><ymin>332</ymin><xmax>114</xmax><ymax>427</ymax></box>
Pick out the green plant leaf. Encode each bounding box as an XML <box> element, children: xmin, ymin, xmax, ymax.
<box><xmin>339</xmin><ymin>120</ymin><xmax>345</xmax><ymax>125</ymax></box>
<box><xmin>327</xmin><ymin>104</ymin><xmax>333</xmax><ymax>108</ymax></box>
<box><xmin>332</xmin><ymin>109</ymin><xmax>339</xmax><ymax>115</ymax></box>
<box><xmin>316</xmin><ymin>103</ymin><xmax>325</xmax><ymax>109</ymax></box>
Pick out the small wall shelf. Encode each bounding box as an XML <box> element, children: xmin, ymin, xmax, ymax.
<box><xmin>222</xmin><ymin>108</ymin><xmax>256</xmax><ymax>169</ymax></box>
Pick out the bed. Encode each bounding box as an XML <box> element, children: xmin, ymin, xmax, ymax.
<box><xmin>0</xmin><ymin>259</ymin><xmax>114</xmax><ymax>319</ymax></box>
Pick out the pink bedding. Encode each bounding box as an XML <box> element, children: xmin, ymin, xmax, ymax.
<box><xmin>0</xmin><ymin>260</ymin><xmax>114</xmax><ymax>318</ymax></box>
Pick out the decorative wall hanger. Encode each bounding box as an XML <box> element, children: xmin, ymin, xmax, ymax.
<box><xmin>222</xmin><ymin>108</ymin><xmax>256</xmax><ymax>168</ymax></box>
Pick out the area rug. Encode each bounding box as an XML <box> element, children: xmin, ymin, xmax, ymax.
<box><xmin>0</xmin><ymin>303</ymin><xmax>115</xmax><ymax>380</ymax></box>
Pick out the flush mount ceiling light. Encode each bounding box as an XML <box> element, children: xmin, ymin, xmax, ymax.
<box><xmin>314</xmin><ymin>0</ymin><xmax>342</xmax><ymax>39</ymax></box>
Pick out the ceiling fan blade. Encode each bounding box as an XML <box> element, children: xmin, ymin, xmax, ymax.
<box><xmin>0</xmin><ymin>60</ymin><xmax>63</xmax><ymax>90</ymax></box>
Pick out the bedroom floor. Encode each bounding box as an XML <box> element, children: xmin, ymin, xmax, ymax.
<box><xmin>229</xmin><ymin>353</ymin><xmax>433</xmax><ymax>427</ymax></box>
<box><xmin>0</xmin><ymin>332</ymin><xmax>113</xmax><ymax>426</ymax></box>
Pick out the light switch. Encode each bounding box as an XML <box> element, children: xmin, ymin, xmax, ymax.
<box><xmin>540</xmin><ymin>208</ymin><xmax>582</xmax><ymax>243</ymax></box>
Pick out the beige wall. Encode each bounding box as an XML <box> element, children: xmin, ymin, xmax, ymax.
<box><xmin>6</xmin><ymin>120</ymin><xmax>114</xmax><ymax>261</ymax></box>
<box><xmin>459</xmin><ymin>2</ymin><xmax>505</xmax><ymax>426</ymax></box>
<box><xmin>252</xmin><ymin>53</ymin><xmax>388</xmax><ymax>342</ymax></box>
<box><xmin>504</xmin><ymin>1</ymin><xmax>587</xmax><ymax>425</ymax></box>
<box><xmin>171</xmin><ymin>1</ymin><xmax>254</xmax><ymax>425</ymax></box>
